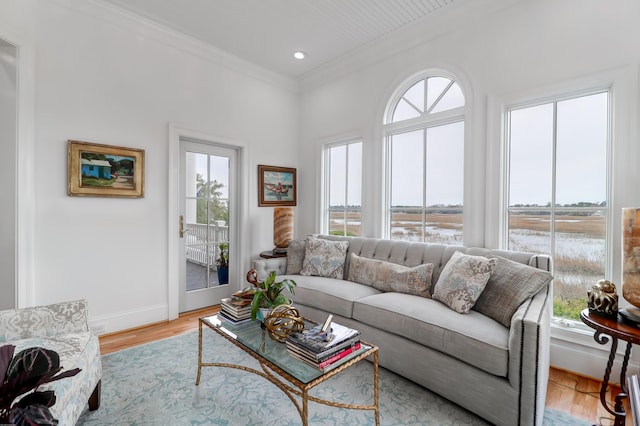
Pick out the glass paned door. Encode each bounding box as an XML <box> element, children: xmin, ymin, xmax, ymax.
<box><xmin>180</xmin><ymin>139</ymin><xmax>235</xmax><ymax>312</ymax></box>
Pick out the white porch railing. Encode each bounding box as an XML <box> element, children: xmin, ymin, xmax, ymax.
<box><xmin>185</xmin><ymin>222</ymin><xmax>228</xmax><ymax>270</ymax></box>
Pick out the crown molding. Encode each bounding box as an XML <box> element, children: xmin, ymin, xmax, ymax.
<box><xmin>53</xmin><ymin>0</ymin><xmax>299</xmax><ymax>93</ymax></box>
<box><xmin>299</xmin><ymin>0</ymin><xmax>520</xmax><ymax>92</ymax></box>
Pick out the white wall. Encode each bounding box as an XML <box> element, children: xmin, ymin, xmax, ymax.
<box><xmin>0</xmin><ymin>0</ymin><xmax>299</xmax><ymax>331</ymax></box>
<box><xmin>0</xmin><ymin>41</ymin><xmax>17</xmax><ymax>309</ymax></box>
<box><xmin>298</xmin><ymin>0</ymin><xmax>640</xmax><ymax>379</ymax></box>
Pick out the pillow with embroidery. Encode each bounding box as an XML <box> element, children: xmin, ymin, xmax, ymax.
<box><xmin>300</xmin><ymin>237</ymin><xmax>349</xmax><ymax>279</ymax></box>
<box><xmin>433</xmin><ymin>251</ymin><xmax>497</xmax><ymax>314</ymax></box>
<box><xmin>348</xmin><ymin>253</ymin><xmax>433</xmax><ymax>298</ymax></box>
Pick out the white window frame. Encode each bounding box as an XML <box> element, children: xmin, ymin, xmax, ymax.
<box><xmin>503</xmin><ymin>89</ymin><xmax>612</xmax><ymax>325</ymax></box>
<box><xmin>382</xmin><ymin>70</ymin><xmax>466</xmax><ymax>242</ymax></box>
<box><xmin>321</xmin><ymin>137</ymin><xmax>363</xmax><ymax>236</ymax></box>
<box><xmin>487</xmin><ymin>66</ymin><xmax>638</xmax><ymax>341</ymax></box>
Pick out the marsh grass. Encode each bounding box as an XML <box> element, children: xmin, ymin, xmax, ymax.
<box><xmin>331</xmin><ymin>211</ymin><xmax>603</xmax><ymax>320</ymax></box>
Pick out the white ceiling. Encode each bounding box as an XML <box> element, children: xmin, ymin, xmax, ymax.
<box><xmin>100</xmin><ymin>0</ymin><xmax>474</xmax><ymax>79</ymax></box>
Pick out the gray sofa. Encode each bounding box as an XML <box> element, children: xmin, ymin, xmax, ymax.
<box><xmin>0</xmin><ymin>299</ymin><xmax>102</xmax><ymax>425</ymax></box>
<box><xmin>253</xmin><ymin>235</ymin><xmax>552</xmax><ymax>426</ymax></box>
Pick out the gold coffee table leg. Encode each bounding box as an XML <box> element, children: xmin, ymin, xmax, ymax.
<box><xmin>374</xmin><ymin>350</ymin><xmax>380</xmax><ymax>426</ymax></box>
<box><xmin>302</xmin><ymin>389</ymin><xmax>309</xmax><ymax>426</ymax></box>
<box><xmin>196</xmin><ymin>319</ymin><xmax>203</xmax><ymax>386</ymax></box>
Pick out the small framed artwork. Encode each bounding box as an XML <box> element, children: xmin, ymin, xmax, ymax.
<box><xmin>67</xmin><ymin>140</ymin><xmax>145</xmax><ymax>198</ymax></box>
<box><xmin>258</xmin><ymin>164</ymin><xmax>296</xmax><ymax>206</ymax></box>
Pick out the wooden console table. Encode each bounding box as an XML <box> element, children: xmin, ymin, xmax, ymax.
<box><xmin>581</xmin><ymin>309</ymin><xmax>640</xmax><ymax>426</ymax></box>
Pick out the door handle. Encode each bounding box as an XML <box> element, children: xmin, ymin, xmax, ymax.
<box><xmin>179</xmin><ymin>215</ymin><xmax>190</xmax><ymax>238</ymax></box>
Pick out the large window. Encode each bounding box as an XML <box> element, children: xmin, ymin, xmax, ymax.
<box><xmin>384</xmin><ymin>73</ymin><xmax>465</xmax><ymax>244</ymax></box>
<box><xmin>324</xmin><ymin>140</ymin><xmax>362</xmax><ymax>236</ymax></box>
<box><xmin>506</xmin><ymin>91</ymin><xmax>609</xmax><ymax>321</ymax></box>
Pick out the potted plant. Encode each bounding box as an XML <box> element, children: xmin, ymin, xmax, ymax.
<box><xmin>0</xmin><ymin>345</ymin><xmax>80</xmax><ymax>425</ymax></box>
<box><xmin>246</xmin><ymin>269</ymin><xmax>297</xmax><ymax>320</ymax></box>
<box><xmin>216</xmin><ymin>242</ymin><xmax>229</xmax><ymax>285</ymax></box>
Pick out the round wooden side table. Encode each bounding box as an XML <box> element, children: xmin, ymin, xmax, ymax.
<box><xmin>581</xmin><ymin>308</ymin><xmax>640</xmax><ymax>426</ymax></box>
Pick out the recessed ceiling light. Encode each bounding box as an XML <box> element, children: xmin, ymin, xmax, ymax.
<box><xmin>293</xmin><ymin>51</ymin><xmax>307</xmax><ymax>60</ymax></box>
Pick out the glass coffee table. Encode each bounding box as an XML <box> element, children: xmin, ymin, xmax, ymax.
<box><xmin>196</xmin><ymin>314</ymin><xmax>379</xmax><ymax>426</ymax></box>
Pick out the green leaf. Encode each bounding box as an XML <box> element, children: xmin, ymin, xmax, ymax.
<box><xmin>251</xmin><ymin>291</ymin><xmax>265</xmax><ymax>320</ymax></box>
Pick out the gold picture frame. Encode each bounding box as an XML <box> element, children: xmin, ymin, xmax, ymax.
<box><xmin>258</xmin><ymin>164</ymin><xmax>296</xmax><ymax>207</ymax></box>
<box><xmin>67</xmin><ymin>140</ymin><xmax>145</xmax><ymax>198</ymax></box>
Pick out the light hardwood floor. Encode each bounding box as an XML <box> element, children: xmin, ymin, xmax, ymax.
<box><xmin>99</xmin><ymin>306</ymin><xmax>629</xmax><ymax>425</ymax></box>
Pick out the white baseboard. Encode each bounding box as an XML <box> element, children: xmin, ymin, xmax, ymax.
<box><xmin>88</xmin><ymin>304</ymin><xmax>168</xmax><ymax>336</ymax></box>
<box><xmin>551</xmin><ymin>324</ymin><xmax>640</xmax><ymax>384</ymax></box>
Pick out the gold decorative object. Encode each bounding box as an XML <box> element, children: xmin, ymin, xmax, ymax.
<box><xmin>587</xmin><ymin>279</ymin><xmax>618</xmax><ymax>318</ymax></box>
<box><xmin>263</xmin><ymin>304</ymin><xmax>304</xmax><ymax>342</ymax></box>
<box><xmin>273</xmin><ymin>207</ymin><xmax>294</xmax><ymax>250</ymax></box>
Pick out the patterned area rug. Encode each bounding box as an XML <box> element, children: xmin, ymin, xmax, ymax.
<box><xmin>77</xmin><ymin>329</ymin><xmax>589</xmax><ymax>425</ymax></box>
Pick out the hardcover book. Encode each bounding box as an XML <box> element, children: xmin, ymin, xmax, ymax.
<box><xmin>286</xmin><ymin>322</ymin><xmax>359</xmax><ymax>354</ymax></box>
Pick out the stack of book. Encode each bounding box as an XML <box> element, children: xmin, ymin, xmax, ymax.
<box><xmin>219</xmin><ymin>297</ymin><xmax>252</xmax><ymax>324</ymax></box>
<box><xmin>285</xmin><ymin>322</ymin><xmax>362</xmax><ymax>372</ymax></box>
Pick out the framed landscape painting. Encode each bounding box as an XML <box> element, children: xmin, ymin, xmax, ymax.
<box><xmin>258</xmin><ymin>164</ymin><xmax>296</xmax><ymax>206</ymax></box>
<box><xmin>67</xmin><ymin>140</ymin><xmax>145</xmax><ymax>198</ymax></box>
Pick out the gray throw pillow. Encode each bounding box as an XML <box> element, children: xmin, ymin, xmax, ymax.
<box><xmin>347</xmin><ymin>253</ymin><xmax>434</xmax><ymax>298</ymax></box>
<box><xmin>300</xmin><ymin>236</ymin><xmax>350</xmax><ymax>279</ymax></box>
<box><xmin>433</xmin><ymin>251</ymin><xmax>497</xmax><ymax>314</ymax></box>
<box><xmin>286</xmin><ymin>239</ymin><xmax>306</xmax><ymax>274</ymax></box>
<box><xmin>473</xmin><ymin>256</ymin><xmax>553</xmax><ymax>327</ymax></box>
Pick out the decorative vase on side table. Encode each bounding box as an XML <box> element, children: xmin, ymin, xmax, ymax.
<box><xmin>273</xmin><ymin>207</ymin><xmax>294</xmax><ymax>255</ymax></box>
<box><xmin>622</xmin><ymin>208</ymin><xmax>640</xmax><ymax>323</ymax></box>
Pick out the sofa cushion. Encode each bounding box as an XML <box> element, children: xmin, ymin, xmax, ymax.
<box><xmin>347</xmin><ymin>253</ymin><xmax>434</xmax><ymax>298</ymax></box>
<box><xmin>433</xmin><ymin>251</ymin><xmax>497</xmax><ymax>314</ymax></box>
<box><xmin>473</xmin><ymin>256</ymin><xmax>553</xmax><ymax>327</ymax></box>
<box><xmin>353</xmin><ymin>292</ymin><xmax>509</xmax><ymax>377</ymax></box>
<box><xmin>300</xmin><ymin>236</ymin><xmax>349</xmax><ymax>279</ymax></box>
<box><xmin>283</xmin><ymin>274</ymin><xmax>381</xmax><ymax>318</ymax></box>
<box><xmin>286</xmin><ymin>239</ymin><xmax>306</xmax><ymax>274</ymax></box>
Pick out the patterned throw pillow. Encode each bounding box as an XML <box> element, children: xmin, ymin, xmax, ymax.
<box><xmin>433</xmin><ymin>251</ymin><xmax>497</xmax><ymax>314</ymax></box>
<box><xmin>473</xmin><ymin>256</ymin><xmax>553</xmax><ymax>327</ymax></box>
<box><xmin>347</xmin><ymin>253</ymin><xmax>434</xmax><ymax>298</ymax></box>
<box><xmin>285</xmin><ymin>239</ymin><xmax>306</xmax><ymax>274</ymax></box>
<box><xmin>300</xmin><ymin>237</ymin><xmax>350</xmax><ymax>279</ymax></box>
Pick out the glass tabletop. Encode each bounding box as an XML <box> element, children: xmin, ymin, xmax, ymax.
<box><xmin>201</xmin><ymin>314</ymin><xmax>370</xmax><ymax>384</ymax></box>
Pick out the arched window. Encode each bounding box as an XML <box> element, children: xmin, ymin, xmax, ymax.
<box><xmin>383</xmin><ymin>72</ymin><xmax>465</xmax><ymax>244</ymax></box>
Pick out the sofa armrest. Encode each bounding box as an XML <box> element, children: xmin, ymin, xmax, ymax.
<box><xmin>508</xmin><ymin>286</ymin><xmax>552</xmax><ymax>426</ymax></box>
<box><xmin>252</xmin><ymin>258</ymin><xmax>288</xmax><ymax>281</ymax></box>
<box><xmin>0</xmin><ymin>299</ymin><xmax>90</xmax><ymax>343</ymax></box>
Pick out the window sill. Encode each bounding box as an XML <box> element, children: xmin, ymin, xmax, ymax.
<box><xmin>550</xmin><ymin>317</ymin><xmax>640</xmax><ymax>381</ymax></box>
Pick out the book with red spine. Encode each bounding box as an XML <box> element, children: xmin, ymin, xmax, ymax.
<box><xmin>287</xmin><ymin>341</ymin><xmax>362</xmax><ymax>373</ymax></box>
<box><xmin>317</xmin><ymin>342</ymin><xmax>362</xmax><ymax>368</ymax></box>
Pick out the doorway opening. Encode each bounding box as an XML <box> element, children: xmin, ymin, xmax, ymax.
<box><xmin>179</xmin><ymin>138</ymin><xmax>237</xmax><ymax>312</ymax></box>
